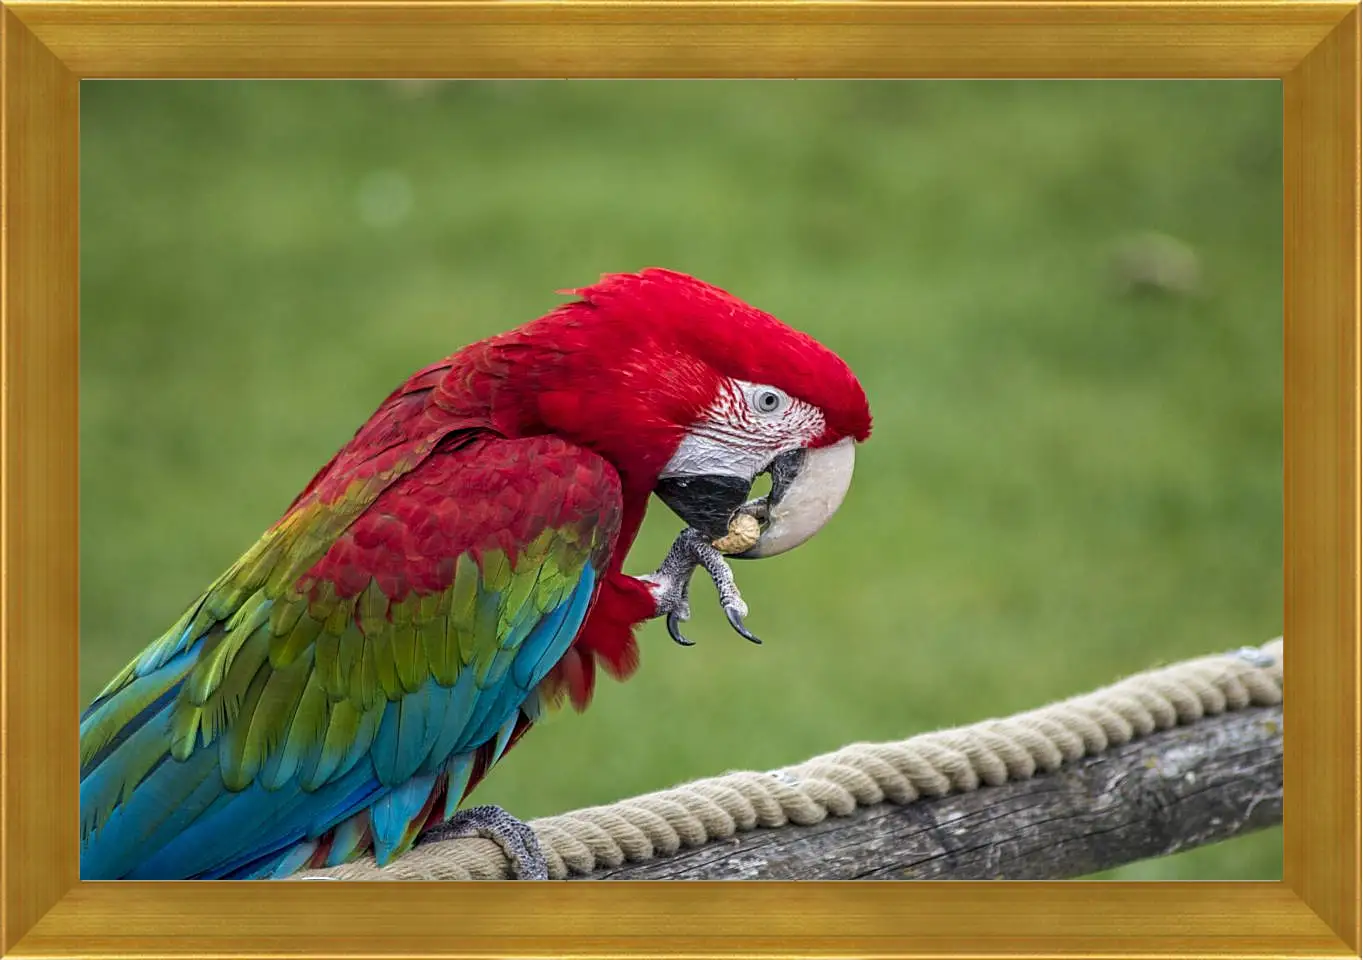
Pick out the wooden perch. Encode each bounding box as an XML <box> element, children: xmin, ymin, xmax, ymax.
<box><xmin>578</xmin><ymin>704</ymin><xmax>1283</xmax><ymax>881</ymax></box>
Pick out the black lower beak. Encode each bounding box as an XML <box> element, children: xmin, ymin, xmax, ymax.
<box><xmin>654</xmin><ymin>474</ymin><xmax>753</xmax><ymax>541</ymax></box>
<box><xmin>764</xmin><ymin>449</ymin><xmax>805</xmax><ymax>504</ymax></box>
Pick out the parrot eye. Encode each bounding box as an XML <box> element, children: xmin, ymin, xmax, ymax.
<box><xmin>750</xmin><ymin>387</ymin><xmax>789</xmax><ymax>416</ymax></box>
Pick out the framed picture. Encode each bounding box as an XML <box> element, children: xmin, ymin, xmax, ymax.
<box><xmin>2</xmin><ymin>2</ymin><xmax>1358</xmax><ymax>957</ymax></box>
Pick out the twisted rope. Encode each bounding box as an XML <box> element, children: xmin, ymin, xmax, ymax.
<box><xmin>296</xmin><ymin>637</ymin><xmax>1283</xmax><ymax>881</ymax></box>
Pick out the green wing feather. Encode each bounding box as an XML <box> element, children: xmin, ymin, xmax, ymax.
<box><xmin>80</xmin><ymin>433</ymin><xmax>621</xmax><ymax>879</ymax></box>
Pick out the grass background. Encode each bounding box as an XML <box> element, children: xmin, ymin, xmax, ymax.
<box><xmin>79</xmin><ymin>80</ymin><xmax>1283</xmax><ymax>880</ymax></box>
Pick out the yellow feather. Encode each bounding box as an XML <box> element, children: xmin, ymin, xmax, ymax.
<box><xmin>497</xmin><ymin>568</ymin><xmax>540</xmax><ymax>643</ymax></box>
<box><xmin>174</xmin><ymin>625</ymin><xmax>272</xmax><ymax>759</ymax></box>
<box><xmin>314</xmin><ymin>629</ymin><xmax>344</xmax><ymax>699</ymax></box>
<box><xmin>270</xmin><ymin>597</ymin><xmax>305</xmax><ymax>638</ymax></box>
<box><xmin>218</xmin><ymin>665</ymin><xmax>273</xmax><ymax>791</ymax></box>
<box><xmin>419</xmin><ymin>616</ymin><xmax>453</xmax><ymax>685</ymax></box>
<box><xmin>237</xmin><ymin>649</ymin><xmax>315</xmax><ymax>788</ymax></box>
<box><xmin>269</xmin><ymin>608</ymin><xmax>324</xmax><ymax>669</ymax></box>
<box><xmin>480</xmin><ymin>548</ymin><xmax>512</xmax><ymax>592</ymax></box>
<box><xmin>357</xmin><ymin>579</ymin><xmax>388</xmax><ymax>636</ymax></box>
<box><xmin>391</xmin><ymin>623</ymin><xmax>426</xmax><ymax>693</ymax></box>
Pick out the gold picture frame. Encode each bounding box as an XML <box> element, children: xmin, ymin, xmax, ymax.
<box><xmin>2</xmin><ymin>2</ymin><xmax>1358</xmax><ymax>956</ymax></box>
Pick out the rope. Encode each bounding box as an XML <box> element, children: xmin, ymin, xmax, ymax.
<box><xmin>295</xmin><ymin>636</ymin><xmax>1284</xmax><ymax>881</ymax></box>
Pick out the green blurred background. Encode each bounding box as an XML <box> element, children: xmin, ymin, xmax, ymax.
<box><xmin>79</xmin><ymin>80</ymin><xmax>1283</xmax><ymax>880</ymax></box>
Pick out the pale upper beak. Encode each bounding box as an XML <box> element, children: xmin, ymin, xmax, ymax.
<box><xmin>735</xmin><ymin>437</ymin><xmax>856</xmax><ymax>559</ymax></box>
<box><xmin>654</xmin><ymin>437</ymin><xmax>857</xmax><ymax>559</ymax></box>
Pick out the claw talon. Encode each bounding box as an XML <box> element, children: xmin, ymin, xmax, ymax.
<box><xmin>724</xmin><ymin>605</ymin><xmax>761</xmax><ymax>644</ymax></box>
<box><xmin>667</xmin><ymin>612</ymin><xmax>695</xmax><ymax>646</ymax></box>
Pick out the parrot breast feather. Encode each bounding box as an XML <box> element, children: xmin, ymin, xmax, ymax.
<box><xmin>79</xmin><ymin>432</ymin><xmax>622</xmax><ymax>880</ymax></box>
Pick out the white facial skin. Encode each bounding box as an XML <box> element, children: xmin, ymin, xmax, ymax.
<box><xmin>660</xmin><ymin>379</ymin><xmax>826</xmax><ymax>481</ymax></box>
<box><xmin>660</xmin><ymin>378</ymin><xmax>856</xmax><ymax>557</ymax></box>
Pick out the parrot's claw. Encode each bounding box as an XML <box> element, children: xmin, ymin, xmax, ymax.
<box><xmin>639</xmin><ymin>565</ymin><xmax>695</xmax><ymax>647</ymax></box>
<box><xmin>645</xmin><ymin>529</ymin><xmax>758</xmax><ymax>646</ymax></box>
<box><xmin>665</xmin><ymin>612</ymin><xmax>696</xmax><ymax>647</ymax></box>
<box><xmin>724</xmin><ymin>604</ymin><xmax>761</xmax><ymax>645</ymax></box>
<box><xmin>424</xmin><ymin>804</ymin><xmax>550</xmax><ymax>880</ymax></box>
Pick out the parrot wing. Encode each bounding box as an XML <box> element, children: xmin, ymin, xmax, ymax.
<box><xmin>79</xmin><ymin>431</ymin><xmax>622</xmax><ymax>879</ymax></box>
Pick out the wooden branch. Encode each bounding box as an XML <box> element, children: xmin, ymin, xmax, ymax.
<box><xmin>580</xmin><ymin>705</ymin><xmax>1283</xmax><ymax>881</ymax></box>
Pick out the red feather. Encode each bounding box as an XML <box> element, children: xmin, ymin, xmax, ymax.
<box><xmin>299</xmin><ymin>433</ymin><xmax>620</xmax><ymax>605</ymax></box>
<box><xmin>275</xmin><ymin>268</ymin><xmax>870</xmax><ymax>762</ymax></box>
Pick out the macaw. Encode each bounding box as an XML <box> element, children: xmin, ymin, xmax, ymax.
<box><xmin>79</xmin><ymin>268</ymin><xmax>873</xmax><ymax>880</ymax></box>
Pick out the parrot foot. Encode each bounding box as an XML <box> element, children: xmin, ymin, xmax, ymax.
<box><xmin>642</xmin><ymin>528</ymin><xmax>758</xmax><ymax>647</ymax></box>
<box><xmin>425</xmin><ymin>805</ymin><xmax>550</xmax><ymax>880</ymax></box>
<box><xmin>638</xmin><ymin>565</ymin><xmax>694</xmax><ymax>646</ymax></box>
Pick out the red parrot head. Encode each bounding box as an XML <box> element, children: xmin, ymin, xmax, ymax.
<box><xmin>517</xmin><ymin>268</ymin><xmax>873</xmax><ymax>559</ymax></box>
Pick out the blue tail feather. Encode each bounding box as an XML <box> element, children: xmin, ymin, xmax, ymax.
<box><xmin>132</xmin><ymin>758</ymin><xmax>382</xmax><ymax>880</ymax></box>
<box><xmin>369</xmin><ymin>772</ymin><xmax>438</xmax><ymax>864</ymax></box>
<box><xmin>81</xmin><ymin>723</ymin><xmax>220</xmax><ymax>880</ymax></box>
<box><xmin>372</xmin><ymin>679</ymin><xmax>448</xmax><ymax>786</ymax></box>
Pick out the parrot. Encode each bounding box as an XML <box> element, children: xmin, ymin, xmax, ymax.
<box><xmin>79</xmin><ymin>268</ymin><xmax>873</xmax><ymax>881</ymax></box>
